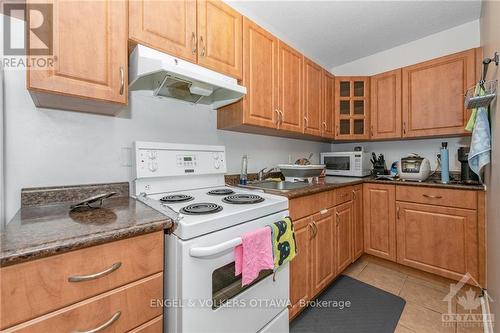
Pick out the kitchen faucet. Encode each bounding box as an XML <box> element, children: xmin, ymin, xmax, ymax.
<box><xmin>258</xmin><ymin>167</ymin><xmax>279</xmax><ymax>181</ymax></box>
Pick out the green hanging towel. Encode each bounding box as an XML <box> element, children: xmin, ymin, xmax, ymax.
<box><xmin>465</xmin><ymin>85</ymin><xmax>485</xmax><ymax>132</ymax></box>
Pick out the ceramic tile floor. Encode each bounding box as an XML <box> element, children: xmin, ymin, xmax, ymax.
<box><xmin>343</xmin><ymin>255</ymin><xmax>485</xmax><ymax>333</ymax></box>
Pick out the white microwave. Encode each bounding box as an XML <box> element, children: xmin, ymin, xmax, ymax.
<box><xmin>320</xmin><ymin>151</ymin><xmax>371</xmax><ymax>177</ymax></box>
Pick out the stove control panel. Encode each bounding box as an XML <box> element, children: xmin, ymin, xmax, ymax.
<box><xmin>134</xmin><ymin>143</ymin><xmax>226</xmax><ymax>178</ymax></box>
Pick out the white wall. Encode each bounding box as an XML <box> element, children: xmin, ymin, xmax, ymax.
<box><xmin>4</xmin><ymin>73</ymin><xmax>329</xmax><ymax>221</ymax></box>
<box><xmin>331</xmin><ymin>137</ymin><xmax>470</xmax><ymax>173</ymax></box>
<box><xmin>332</xmin><ymin>20</ymin><xmax>480</xmax><ymax>76</ymax></box>
<box><xmin>480</xmin><ymin>1</ymin><xmax>499</xmax><ymax>330</ymax></box>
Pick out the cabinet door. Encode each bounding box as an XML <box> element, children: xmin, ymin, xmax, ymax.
<box><xmin>129</xmin><ymin>0</ymin><xmax>197</xmax><ymax>63</ymax></box>
<box><xmin>322</xmin><ymin>71</ymin><xmax>336</xmax><ymax>139</ymax></box>
<box><xmin>241</xmin><ymin>18</ymin><xmax>279</xmax><ymax>128</ymax></box>
<box><xmin>197</xmin><ymin>0</ymin><xmax>242</xmax><ymax>79</ymax></box>
<box><xmin>402</xmin><ymin>49</ymin><xmax>476</xmax><ymax>137</ymax></box>
<box><xmin>303</xmin><ymin>58</ymin><xmax>323</xmax><ymax>136</ymax></box>
<box><xmin>363</xmin><ymin>183</ymin><xmax>396</xmax><ymax>261</ymax></box>
<box><xmin>396</xmin><ymin>202</ymin><xmax>479</xmax><ymax>281</ymax></box>
<box><xmin>311</xmin><ymin>210</ymin><xmax>336</xmax><ymax>296</ymax></box>
<box><xmin>27</xmin><ymin>0</ymin><xmax>127</xmax><ymax>104</ymax></box>
<box><xmin>335</xmin><ymin>77</ymin><xmax>370</xmax><ymax>140</ymax></box>
<box><xmin>278</xmin><ymin>42</ymin><xmax>303</xmax><ymax>133</ymax></box>
<box><xmin>335</xmin><ymin>202</ymin><xmax>352</xmax><ymax>273</ymax></box>
<box><xmin>370</xmin><ymin>69</ymin><xmax>402</xmax><ymax>139</ymax></box>
<box><xmin>352</xmin><ymin>185</ymin><xmax>364</xmax><ymax>261</ymax></box>
<box><xmin>289</xmin><ymin>217</ymin><xmax>312</xmax><ymax>320</ymax></box>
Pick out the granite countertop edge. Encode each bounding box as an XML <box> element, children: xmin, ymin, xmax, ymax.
<box><xmin>0</xmin><ymin>218</ymin><xmax>172</xmax><ymax>267</ymax></box>
<box><xmin>257</xmin><ymin>178</ymin><xmax>485</xmax><ymax>199</ymax></box>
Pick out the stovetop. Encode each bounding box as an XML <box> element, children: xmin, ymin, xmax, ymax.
<box><xmin>138</xmin><ymin>186</ymin><xmax>288</xmax><ymax>240</ymax></box>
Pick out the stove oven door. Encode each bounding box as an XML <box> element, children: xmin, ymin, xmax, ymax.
<box><xmin>166</xmin><ymin>210</ymin><xmax>290</xmax><ymax>333</ymax></box>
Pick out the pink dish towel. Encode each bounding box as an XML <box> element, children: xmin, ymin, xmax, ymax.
<box><xmin>234</xmin><ymin>227</ymin><xmax>274</xmax><ymax>286</ymax></box>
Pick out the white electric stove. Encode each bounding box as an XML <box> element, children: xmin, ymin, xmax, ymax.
<box><xmin>133</xmin><ymin>142</ymin><xmax>290</xmax><ymax>333</ymax></box>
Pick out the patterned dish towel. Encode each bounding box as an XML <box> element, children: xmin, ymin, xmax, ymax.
<box><xmin>468</xmin><ymin>107</ymin><xmax>491</xmax><ymax>182</ymax></box>
<box><xmin>271</xmin><ymin>217</ymin><xmax>297</xmax><ymax>268</ymax></box>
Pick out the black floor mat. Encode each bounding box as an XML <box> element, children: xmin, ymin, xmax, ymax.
<box><xmin>290</xmin><ymin>275</ymin><xmax>406</xmax><ymax>333</ymax></box>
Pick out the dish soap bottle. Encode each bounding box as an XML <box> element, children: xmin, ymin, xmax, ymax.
<box><xmin>440</xmin><ymin>142</ymin><xmax>449</xmax><ymax>183</ymax></box>
<box><xmin>240</xmin><ymin>155</ymin><xmax>248</xmax><ymax>185</ymax></box>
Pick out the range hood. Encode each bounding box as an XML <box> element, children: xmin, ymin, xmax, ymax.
<box><xmin>129</xmin><ymin>45</ymin><xmax>246</xmax><ymax>109</ymax></box>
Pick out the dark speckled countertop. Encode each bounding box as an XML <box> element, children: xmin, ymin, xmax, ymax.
<box><xmin>1</xmin><ymin>183</ymin><xmax>172</xmax><ymax>267</ymax></box>
<box><xmin>230</xmin><ymin>173</ymin><xmax>485</xmax><ymax>200</ymax></box>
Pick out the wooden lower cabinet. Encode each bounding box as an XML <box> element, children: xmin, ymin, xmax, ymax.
<box><xmin>1</xmin><ymin>232</ymin><xmax>164</xmax><ymax>331</ymax></box>
<box><xmin>311</xmin><ymin>209</ymin><xmax>336</xmax><ymax>296</ymax></box>
<box><xmin>363</xmin><ymin>183</ymin><xmax>397</xmax><ymax>261</ymax></box>
<box><xmin>335</xmin><ymin>202</ymin><xmax>353</xmax><ymax>273</ymax></box>
<box><xmin>352</xmin><ymin>185</ymin><xmax>364</xmax><ymax>260</ymax></box>
<box><xmin>289</xmin><ymin>216</ymin><xmax>312</xmax><ymax>320</ymax></box>
<box><xmin>396</xmin><ymin>202</ymin><xmax>479</xmax><ymax>282</ymax></box>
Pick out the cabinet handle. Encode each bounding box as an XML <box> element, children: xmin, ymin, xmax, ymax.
<box><xmin>335</xmin><ymin>212</ymin><xmax>340</xmax><ymax>225</ymax></box>
<box><xmin>303</xmin><ymin>116</ymin><xmax>308</xmax><ymax>128</ymax></box>
<box><xmin>309</xmin><ymin>222</ymin><xmax>314</xmax><ymax>239</ymax></box>
<box><xmin>336</xmin><ymin>125</ymin><xmax>339</xmax><ymax>136</ymax></box>
<box><xmin>274</xmin><ymin>109</ymin><xmax>280</xmax><ymax>127</ymax></box>
<box><xmin>119</xmin><ymin>67</ymin><xmax>124</xmax><ymax>95</ymax></box>
<box><xmin>352</xmin><ymin>190</ymin><xmax>356</xmax><ymax>200</ymax></box>
<box><xmin>191</xmin><ymin>32</ymin><xmax>197</xmax><ymax>54</ymax></box>
<box><xmin>322</xmin><ymin>121</ymin><xmax>327</xmax><ymax>131</ymax></box>
<box><xmin>422</xmin><ymin>194</ymin><xmax>443</xmax><ymax>199</ymax></box>
<box><xmin>68</xmin><ymin>262</ymin><xmax>122</xmax><ymax>282</ymax></box>
<box><xmin>370</xmin><ymin>125</ymin><xmax>374</xmax><ymax>137</ymax></box>
<box><xmin>200</xmin><ymin>36</ymin><xmax>206</xmax><ymax>57</ymax></box>
<box><xmin>320</xmin><ymin>208</ymin><xmax>328</xmax><ymax>215</ymax></box>
<box><xmin>278</xmin><ymin>110</ymin><xmax>284</xmax><ymax>124</ymax></box>
<box><xmin>403</xmin><ymin>122</ymin><xmax>407</xmax><ymax>135</ymax></box>
<box><xmin>312</xmin><ymin>221</ymin><xmax>318</xmax><ymax>238</ymax></box>
<box><xmin>396</xmin><ymin>205</ymin><xmax>400</xmax><ymax>219</ymax></box>
<box><xmin>73</xmin><ymin>310</ymin><xmax>121</xmax><ymax>333</ymax></box>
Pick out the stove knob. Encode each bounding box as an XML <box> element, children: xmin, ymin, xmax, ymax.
<box><xmin>149</xmin><ymin>151</ymin><xmax>157</xmax><ymax>160</ymax></box>
<box><xmin>149</xmin><ymin>161</ymin><xmax>158</xmax><ymax>172</ymax></box>
<box><xmin>214</xmin><ymin>160</ymin><xmax>221</xmax><ymax>169</ymax></box>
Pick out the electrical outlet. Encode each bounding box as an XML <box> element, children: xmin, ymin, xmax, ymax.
<box><xmin>121</xmin><ymin>147</ymin><xmax>132</xmax><ymax>167</ymax></box>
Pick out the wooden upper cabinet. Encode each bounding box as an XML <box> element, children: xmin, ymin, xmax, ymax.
<box><xmin>370</xmin><ymin>69</ymin><xmax>402</xmax><ymax>139</ymax></box>
<box><xmin>27</xmin><ymin>0</ymin><xmax>128</xmax><ymax>110</ymax></box>
<box><xmin>197</xmin><ymin>0</ymin><xmax>243</xmax><ymax>79</ymax></box>
<box><xmin>240</xmin><ymin>18</ymin><xmax>279</xmax><ymax>128</ymax></box>
<box><xmin>402</xmin><ymin>49</ymin><xmax>476</xmax><ymax>137</ymax></box>
<box><xmin>363</xmin><ymin>183</ymin><xmax>396</xmax><ymax>261</ymax></box>
<box><xmin>278</xmin><ymin>42</ymin><xmax>303</xmax><ymax>132</ymax></box>
<box><xmin>303</xmin><ymin>58</ymin><xmax>323</xmax><ymax>136</ymax></box>
<box><xmin>322</xmin><ymin>71</ymin><xmax>336</xmax><ymax>139</ymax></box>
<box><xmin>129</xmin><ymin>0</ymin><xmax>197</xmax><ymax>63</ymax></box>
<box><xmin>335</xmin><ymin>77</ymin><xmax>370</xmax><ymax>140</ymax></box>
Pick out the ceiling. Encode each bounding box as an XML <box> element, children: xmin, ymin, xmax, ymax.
<box><xmin>227</xmin><ymin>0</ymin><xmax>482</xmax><ymax>69</ymax></box>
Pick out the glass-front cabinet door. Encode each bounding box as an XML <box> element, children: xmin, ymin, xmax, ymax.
<box><xmin>334</xmin><ymin>77</ymin><xmax>370</xmax><ymax>140</ymax></box>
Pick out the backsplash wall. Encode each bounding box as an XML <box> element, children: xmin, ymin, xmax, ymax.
<box><xmin>3</xmin><ymin>70</ymin><xmax>328</xmax><ymax>222</ymax></box>
<box><xmin>331</xmin><ymin>138</ymin><xmax>471</xmax><ymax>172</ymax></box>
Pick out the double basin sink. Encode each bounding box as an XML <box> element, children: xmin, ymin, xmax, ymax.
<box><xmin>241</xmin><ymin>180</ymin><xmax>312</xmax><ymax>192</ymax></box>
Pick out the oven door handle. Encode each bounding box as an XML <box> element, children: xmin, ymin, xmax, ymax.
<box><xmin>190</xmin><ymin>237</ymin><xmax>243</xmax><ymax>258</ymax></box>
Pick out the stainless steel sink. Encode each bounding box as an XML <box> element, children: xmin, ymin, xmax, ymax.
<box><xmin>242</xmin><ymin>180</ymin><xmax>311</xmax><ymax>192</ymax></box>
